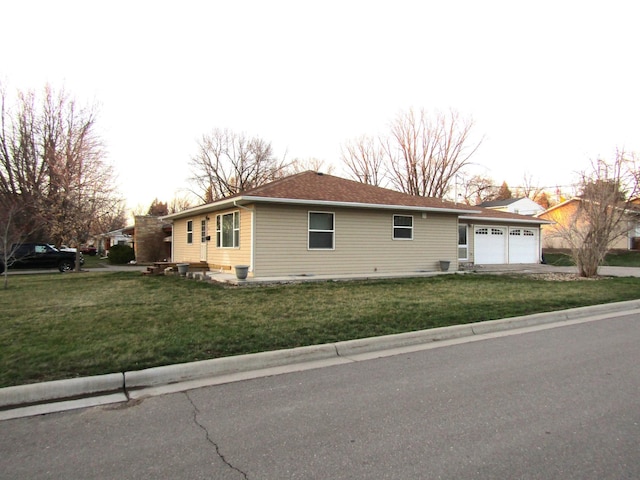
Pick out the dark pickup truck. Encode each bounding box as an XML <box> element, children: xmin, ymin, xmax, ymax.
<box><xmin>0</xmin><ymin>243</ymin><xmax>84</xmax><ymax>273</ymax></box>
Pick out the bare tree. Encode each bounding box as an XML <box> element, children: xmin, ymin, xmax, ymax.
<box><xmin>38</xmin><ymin>86</ymin><xmax>119</xmax><ymax>270</ymax></box>
<box><xmin>384</xmin><ymin>108</ymin><xmax>483</xmax><ymax>198</ymax></box>
<box><xmin>516</xmin><ymin>172</ymin><xmax>544</xmax><ymax>201</ymax></box>
<box><xmin>189</xmin><ymin>128</ymin><xmax>289</xmax><ymax>202</ymax></box>
<box><xmin>457</xmin><ymin>174</ymin><xmax>498</xmax><ymax>205</ymax></box>
<box><xmin>0</xmin><ymin>84</ymin><xmax>120</xmax><ymax>271</ymax></box>
<box><xmin>167</xmin><ymin>195</ymin><xmax>194</xmax><ymax>214</ymax></box>
<box><xmin>0</xmin><ymin>198</ymin><xmax>32</xmax><ymax>289</ymax></box>
<box><xmin>92</xmin><ymin>202</ymin><xmax>127</xmax><ymax>236</ymax></box>
<box><xmin>340</xmin><ymin>135</ymin><xmax>386</xmax><ymax>186</ymax></box>
<box><xmin>289</xmin><ymin>157</ymin><xmax>335</xmax><ymax>175</ymax></box>
<box><xmin>544</xmin><ymin>150</ymin><xmax>639</xmax><ymax>277</ymax></box>
<box><xmin>0</xmin><ymin>87</ymin><xmax>48</xmax><ymax>240</ymax></box>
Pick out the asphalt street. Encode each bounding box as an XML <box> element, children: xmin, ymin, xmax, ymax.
<box><xmin>1</xmin><ymin>313</ymin><xmax>639</xmax><ymax>479</ymax></box>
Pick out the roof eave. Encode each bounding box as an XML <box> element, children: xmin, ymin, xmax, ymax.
<box><xmin>161</xmin><ymin>197</ymin><xmax>240</xmax><ymax>221</ymax></box>
<box><xmin>162</xmin><ymin>195</ymin><xmax>481</xmax><ymax>220</ymax></box>
<box><xmin>240</xmin><ymin>195</ymin><xmax>481</xmax><ymax>214</ymax></box>
<box><xmin>459</xmin><ymin>215</ymin><xmax>552</xmax><ymax>225</ymax></box>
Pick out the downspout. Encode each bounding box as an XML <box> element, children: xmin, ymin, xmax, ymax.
<box><xmin>167</xmin><ymin>220</ymin><xmax>175</xmax><ymax>262</ymax></box>
<box><xmin>234</xmin><ymin>201</ymin><xmax>255</xmax><ymax>272</ymax></box>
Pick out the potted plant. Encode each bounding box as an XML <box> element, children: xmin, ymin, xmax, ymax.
<box><xmin>177</xmin><ymin>263</ymin><xmax>189</xmax><ymax>276</ymax></box>
<box><xmin>235</xmin><ymin>265</ymin><xmax>249</xmax><ymax>280</ymax></box>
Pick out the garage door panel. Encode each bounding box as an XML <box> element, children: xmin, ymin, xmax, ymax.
<box><xmin>508</xmin><ymin>228</ymin><xmax>538</xmax><ymax>263</ymax></box>
<box><xmin>474</xmin><ymin>227</ymin><xmax>506</xmax><ymax>264</ymax></box>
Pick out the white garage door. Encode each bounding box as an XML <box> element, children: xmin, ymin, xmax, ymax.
<box><xmin>474</xmin><ymin>227</ymin><xmax>506</xmax><ymax>264</ymax></box>
<box><xmin>508</xmin><ymin>228</ymin><xmax>539</xmax><ymax>263</ymax></box>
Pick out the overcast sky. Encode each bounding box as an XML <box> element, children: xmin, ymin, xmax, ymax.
<box><xmin>2</xmin><ymin>0</ymin><xmax>638</xmax><ymax>210</ymax></box>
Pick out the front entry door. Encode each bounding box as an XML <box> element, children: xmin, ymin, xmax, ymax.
<box><xmin>200</xmin><ymin>219</ymin><xmax>208</xmax><ymax>262</ymax></box>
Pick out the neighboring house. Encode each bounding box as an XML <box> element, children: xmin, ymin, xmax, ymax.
<box><xmin>537</xmin><ymin>198</ymin><xmax>640</xmax><ymax>250</ymax></box>
<box><xmin>162</xmin><ymin>171</ymin><xmax>550</xmax><ymax>278</ymax></box>
<box><xmin>99</xmin><ymin>228</ymin><xmax>133</xmax><ymax>256</ymax></box>
<box><xmin>479</xmin><ymin>198</ymin><xmax>545</xmax><ymax>216</ymax></box>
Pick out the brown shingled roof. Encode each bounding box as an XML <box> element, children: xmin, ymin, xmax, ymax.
<box><xmin>237</xmin><ymin>171</ymin><xmax>476</xmax><ymax>212</ymax></box>
<box><xmin>166</xmin><ymin>171</ymin><xmax>542</xmax><ymax>221</ymax></box>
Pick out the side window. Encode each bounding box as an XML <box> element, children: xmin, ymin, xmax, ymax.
<box><xmin>216</xmin><ymin>211</ymin><xmax>240</xmax><ymax>248</ymax></box>
<box><xmin>308</xmin><ymin>212</ymin><xmax>334</xmax><ymax>249</ymax></box>
<box><xmin>393</xmin><ymin>215</ymin><xmax>413</xmax><ymax>240</ymax></box>
<box><xmin>187</xmin><ymin>220</ymin><xmax>193</xmax><ymax>244</ymax></box>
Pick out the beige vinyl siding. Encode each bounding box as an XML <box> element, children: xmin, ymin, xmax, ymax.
<box><xmin>207</xmin><ymin>207</ymin><xmax>252</xmax><ymax>269</ymax></box>
<box><xmin>253</xmin><ymin>204</ymin><xmax>458</xmax><ymax>276</ymax></box>
<box><xmin>172</xmin><ymin>217</ymin><xmax>204</xmax><ymax>262</ymax></box>
<box><xmin>171</xmin><ymin>209</ymin><xmax>252</xmax><ymax>269</ymax></box>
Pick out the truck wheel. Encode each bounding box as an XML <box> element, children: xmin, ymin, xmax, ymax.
<box><xmin>58</xmin><ymin>260</ymin><xmax>74</xmax><ymax>272</ymax></box>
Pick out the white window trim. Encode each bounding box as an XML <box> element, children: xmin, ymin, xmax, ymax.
<box><xmin>186</xmin><ymin>220</ymin><xmax>193</xmax><ymax>244</ymax></box>
<box><xmin>216</xmin><ymin>211</ymin><xmax>240</xmax><ymax>249</ymax></box>
<box><xmin>458</xmin><ymin>224</ymin><xmax>468</xmax><ymax>261</ymax></box>
<box><xmin>392</xmin><ymin>214</ymin><xmax>414</xmax><ymax>240</ymax></box>
<box><xmin>308</xmin><ymin>211</ymin><xmax>335</xmax><ymax>250</ymax></box>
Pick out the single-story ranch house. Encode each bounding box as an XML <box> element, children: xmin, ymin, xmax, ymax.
<box><xmin>162</xmin><ymin>171</ymin><xmax>550</xmax><ymax>278</ymax></box>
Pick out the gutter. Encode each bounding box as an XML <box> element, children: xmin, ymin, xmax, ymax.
<box><xmin>162</xmin><ymin>196</ymin><xmax>480</xmax><ymax>221</ymax></box>
<box><xmin>234</xmin><ymin>200</ymin><xmax>255</xmax><ymax>272</ymax></box>
<box><xmin>459</xmin><ymin>215</ymin><xmax>552</xmax><ymax>225</ymax></box>
<box><xmin>238</xmin><ymin>196</ymin><xmax>481</xmax><ymax>215</ymax></box>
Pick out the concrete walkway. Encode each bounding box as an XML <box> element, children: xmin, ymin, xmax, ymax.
<box><xmin>470</xmin><ymin>264</ymin><xmax>640</xmax><ymax>277</ymax></box>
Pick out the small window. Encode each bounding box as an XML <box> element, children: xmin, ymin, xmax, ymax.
<box><xmin>309</xmin><ymin>212</ymin><xmax>334</xmax><ymax>249</ymax></box>
<box><xmin>458</xmin><ymin>224</ymin><xmax>468</xmax><ymax>260</ymax></box>
<box><xmin>187</xmin><ymin>220</ymin><xmax>193</xmax><ymax>244</ymax></box>
<box><xmin>476</xmin><ymin>228</ymin><xmax>488</xmax><ymax>235</ymax></box>
<box><xmin>216</xmin><ymin>212</ymin><xmax>240</xmax><ymax>248</ymax></box>
<box><xmin>523</xmin><ymin>229</ymin><xmax>535</xmax><ymax>237</ymax></box>
<box><xmin>393</xmin><ymin>215</ymin><xmax>413</xmax><ymax>240</ymax></box>
<box><xmin>491</xmin><ymin>228</ymin><xmax>504</xmax><ymax>235</ymax></box>
<box><xmin>510</xmin><ymin>229</ymin><xmax>521</xmax><ymax>236</ymax></box>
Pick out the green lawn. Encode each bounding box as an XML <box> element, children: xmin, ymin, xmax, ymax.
<box><xmin>2</xmin><ymin>271</ymin><xmax>640</xmax><ymax>388</ymax></box>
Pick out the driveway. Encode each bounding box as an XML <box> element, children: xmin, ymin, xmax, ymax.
<box><xmin>4</xmin><ymin>264</ymin><xmax>147</xmax><ymax>275</ymax></box>
<box><xmin>472</xmin><ymin>264</ymin><xmax>640</xmax><ymax>277</ymax></box>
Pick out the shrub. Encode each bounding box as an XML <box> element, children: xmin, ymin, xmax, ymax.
<box><xmin>108</xmin><ymin>244</ymin><xmax>135</xmax><ymax>264</ymax></box>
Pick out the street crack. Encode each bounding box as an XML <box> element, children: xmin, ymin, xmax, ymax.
<box><xmin>185</xmin><ymin>391</ymin><xmax>249</xmax><ymax>479</ymax></box>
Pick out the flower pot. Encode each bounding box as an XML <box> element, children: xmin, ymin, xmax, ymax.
<box><xmin>439</xmin><ymin>260</ymin><xmax>450</xmax><ymax>272</ymax></box>
<box><xmin>177</xmin><ymin>263</ymin><xmax>189</xmax><ymax>276</ymax></box>
<box><xmin>235</xmin><ymin>265</ymin><xmax>249</xmax><ymax>280</ymax></box>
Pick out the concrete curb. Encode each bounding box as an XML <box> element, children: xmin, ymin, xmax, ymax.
<box><xmin>2</xmin><ymin>299</ymin><xmax>640</xmax><ymax>418</ymax></box>
<box><xmin>125</xmin><ymin>344</ymin><xmax>338</xmax><ymax>389</ymax></box>
<box><xmin>0</xmin><ymin>373</ymin><xmax>123</xmax><ymax>409</ymax></box>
